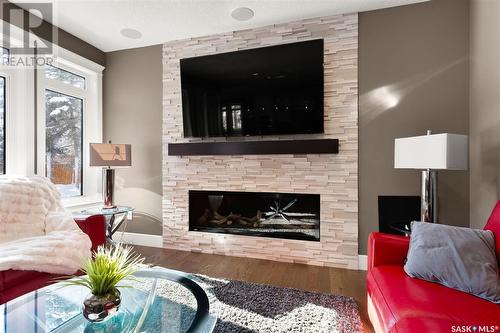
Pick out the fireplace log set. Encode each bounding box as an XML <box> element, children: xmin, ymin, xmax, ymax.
<box><xmin>196</xmin><ymin>209</ymin><xmax>316</xmax><ymax>229</ymax></box>
<box><xmin>197</xmin><ymin>209</ymin><xmax>262</xmax><ymax>227</ymax></box>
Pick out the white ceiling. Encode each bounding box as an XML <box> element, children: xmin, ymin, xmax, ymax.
<box><xmin>13</xmin><ymin>0</ymin><xmax>428</xmax><ymax>52</ymax></box>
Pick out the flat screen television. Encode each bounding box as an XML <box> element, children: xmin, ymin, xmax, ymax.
<box><xmin>180</xmin><ymin>39</ymin><xmax>324</xmax><ymax>138</ymax></box>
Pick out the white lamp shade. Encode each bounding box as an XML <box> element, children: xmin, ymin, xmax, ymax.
<box><xmin>394</xmin><ymin>133</ymin><xmax>468</xmax><ymax>170</ymax></box>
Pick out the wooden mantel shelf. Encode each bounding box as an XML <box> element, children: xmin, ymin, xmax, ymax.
<box><xmin>167</xmin><ymin>139</ymin><xmax>339</xmax><ymax>156</ymax></box>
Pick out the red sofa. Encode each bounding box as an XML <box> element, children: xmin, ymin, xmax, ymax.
<box><xmin>367</xmin><ymin>201</ymin><xmax>500</xmax><ymax>333</ymax></box>
<box><xmin>0</xmin><ymin>215</ymin><xmax>106</xmax><ymax>304</ymax></box>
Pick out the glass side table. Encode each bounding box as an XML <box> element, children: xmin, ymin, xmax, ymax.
<box><xmin>79</xmin><ymin>206</ymin><xmax>134</xmax><ymax>243</ymax></box>
<box><xmin>0</xmin><ymin>267</ymin><xmax>216</xmax><ymax>333</ymax></box>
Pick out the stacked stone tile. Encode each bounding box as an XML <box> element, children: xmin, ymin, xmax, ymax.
<box><xmin>163</xmin><ymin>13</ymin><xmax>358</xmax><ymax>269</ymax></box>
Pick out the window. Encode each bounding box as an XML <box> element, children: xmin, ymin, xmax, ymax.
<box><xmin>0</xmin><ymin>47</ymin><xmax>9</xmax><ymax>65</ymax></box>
<box><xmin>231</xmin><ymin>104</ymin><xmax>242</xmax><ymax>131</ymax></box>
<box><xmin>45</xmin><ymin>65</ymin><xmax>85</xmax><ymax>89</ymax></box>
<box><xmin>36</xmin><ymin>49</ymin><xmax>103</xmax><ymax>205</ymax></box>
<box><xmin>0</xmin><ymin>49</ymin><xmax>7</xmax><ymax>174</ymax></box>
<box><xmin>220</xmin><ymin>104</ymin><xmax>242</xmax><ymax>134</ymax></box>
<box><xmin>0</xmin><ymin>25</ymin><xmax>103</xmax><ymax>205</ymax></box>
<box><xmin>221</xmin><ymin>107</ymin><xmax>227</xmax><ymax>131</ymax></box>
<box><xmin>0</xmin><ymin>76</ymin><xmax>5</xmax><ymax>174</ymax></box>
<box><xmin>0</xmin><ymin>23</ymin><xmax>103</xmax><ymax>206</ymax></box>
<box><xmin>45</xmin><ymin>90</ymin><xmax>83</xmax><ymax>197</ymax></box>
<box><xmin>42</xmin><ymin>66</ymin><xmax>87</xmax><ymax>198</ymax></box>
<box><xmin>39</xmin><ymin>64</ymin><xmax>89</xmax><ymax>199</ymax></box>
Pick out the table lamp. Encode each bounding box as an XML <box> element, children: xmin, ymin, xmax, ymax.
<box><xmin>394</xmin><ymin>130</ymin><xmax>468</xmax><ymax>223</ymax></box>
<box><xmin>90</xmin><ymin>142</ymin><xmax>132</xmax><ymax>209</ymax></box>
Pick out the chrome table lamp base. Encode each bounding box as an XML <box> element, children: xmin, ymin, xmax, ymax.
<box><xmin>103</xmin><ymin>168</ymin><xmax>116</xmax><ymax>209</ymax></box>
<box><xmin>421</xmin><ymin>169</ymin><xmax>438</xmax><ymax>223</ymax></box>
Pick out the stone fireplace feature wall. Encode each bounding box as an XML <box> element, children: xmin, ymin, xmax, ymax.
<box><xmin>162</xmin><ymin>13</ymin><xmax>358</xmax><ymax>269</ymax></box>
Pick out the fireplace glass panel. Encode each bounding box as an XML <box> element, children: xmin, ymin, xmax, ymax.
<box><xmin>189</xmin><ymin>190</ymin><xmax>320</xmax><ymax>241</ymax></box>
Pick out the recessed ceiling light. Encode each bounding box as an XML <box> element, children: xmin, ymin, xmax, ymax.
<box><xmin>120</xmin><ymin>28</ymin><xmax>142</xmax><ymax>39</ymax></box>
<box><xmin>231</xmin><ymin>7</ymin><xmax>254</xmax><ymax>21</ymax></box>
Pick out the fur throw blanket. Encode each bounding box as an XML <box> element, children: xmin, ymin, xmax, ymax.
<box><xmin>0</xmin><ymin>176</ymin><xmax>92</xmax><ymax>274</ymax></box>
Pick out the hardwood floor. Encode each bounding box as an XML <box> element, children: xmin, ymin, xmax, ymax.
<box><xmin>133</xmin><ymin>246</ymin><xmax>372</xmax><ymax>332</ymax></box>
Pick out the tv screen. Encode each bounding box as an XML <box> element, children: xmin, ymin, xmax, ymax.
<box><xmin>180</xmin><ymin>39</ymin><xmax>324</xmax><ymax>137</ymax></box>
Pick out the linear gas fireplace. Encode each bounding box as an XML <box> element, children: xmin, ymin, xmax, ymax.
<box><xmin>189</xmin><ymin>190</ymin><xmax>320</xmax><ymax>241</ymax></box>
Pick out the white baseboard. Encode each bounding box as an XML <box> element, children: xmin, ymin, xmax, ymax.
<box><xmin>358</xmin><ymin>255</ymin><xmax>368</xmax><ymax>271</ymax></box>
<box><xmin>117</xmin><ymin>232</ymin><xmax>163</xmax><ymax>248</ymax></box>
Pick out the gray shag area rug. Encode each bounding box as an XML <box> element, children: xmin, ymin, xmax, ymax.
<box><xmin>149</xmin><ymin>274</ymin><xmax>364</xmax><ymax>333</ymax></box>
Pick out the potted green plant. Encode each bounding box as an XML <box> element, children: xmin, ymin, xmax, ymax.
<box><xmin>64</xmin><ymin>244</ymin><xmax>145</xmax><ymax>322</ymax></box>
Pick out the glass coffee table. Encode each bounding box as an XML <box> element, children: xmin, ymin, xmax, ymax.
<box><xmin>0</xmin><ymin>267</ymin><xmax>216</xmax><ymax>333</ymax></box>
<box><xmin>78</xmin><ymin>206</ymin><xmax>135</xmax><ymax>243</ymax></box>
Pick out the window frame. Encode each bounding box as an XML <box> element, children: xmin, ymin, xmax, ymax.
<box><xmin>44</xmin><ymin>88</ymin><xmax>84</xmax><ymax>197</ymax></box>
<box><xmin>0</xmin><ymin>63</ymin><xmax>35</xmax><ymax>176</ymax></box>
<box><xmin>36</xmin><ymin>46</ymin><xmax>104</xmax><ymax>207</ymax></box>
<box><xmin>0</xmin><ymin>26</ymin><xmax>36</xmax><ymax>176</ymax></box>
<box><xmin>0</xmin><ymin>75</ymin><xmax>5</xmax><ymax>174</ymax></box>
<box><xmin>0</xmin><ymin>23</ymin><xmax>104</xmax><ymax>208</ymax></box>
<box><xmin>45</xmin><ymin>64</ymin><xmax>86</xmax><ymax>89</ymax></box>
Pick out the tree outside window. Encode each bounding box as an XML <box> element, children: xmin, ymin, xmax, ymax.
<box><xmin>45</xmin><ymin>90</ymin><xmax>83</xmax><ymax>197</ymax></box>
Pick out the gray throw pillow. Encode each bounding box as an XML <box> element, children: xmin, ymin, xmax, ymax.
<box><xmin>404</xmin><ymin>221</ymin><xmax>500</xmax><ymax>303</ymax></box>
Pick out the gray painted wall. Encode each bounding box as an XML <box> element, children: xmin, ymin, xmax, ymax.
<box><xmin>469</xmin><ymin>0</ymin><xmax>500</xmax><ymax>228</ymax></box>
<box><xmin>359</xmin><ymin>0</ymin><xmax>470</xmax><ymax>254</ymax></box>
<box><xmin>103</xmin><ymin>45</ymin><xmax>163</xmax><ymax>235</ymax></box>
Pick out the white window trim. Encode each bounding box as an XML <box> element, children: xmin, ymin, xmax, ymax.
<box><xmin>0</xmin><ymin>24</ymin><xmax>35</xmax><ymax>176</ymax></box>
<box><xmin>0</xmin><ymin>22</ymin><xmax>105</xmax><ymax>208</ymax></box>
<box><xmin>1</xmin><ymin>65</ymin><xmax>35</xmax><ymax>176</ymax></box>
<box><xmin>37</xmin><ymin>44</ymin><xmax>104</xmax><ymax>207</ymax></box>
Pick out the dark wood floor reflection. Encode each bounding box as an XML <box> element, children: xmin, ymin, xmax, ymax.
<box><xmin>133</xmin><ymin>246</ymin><xmax>372</xmax><ymax>332</ymax></box>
